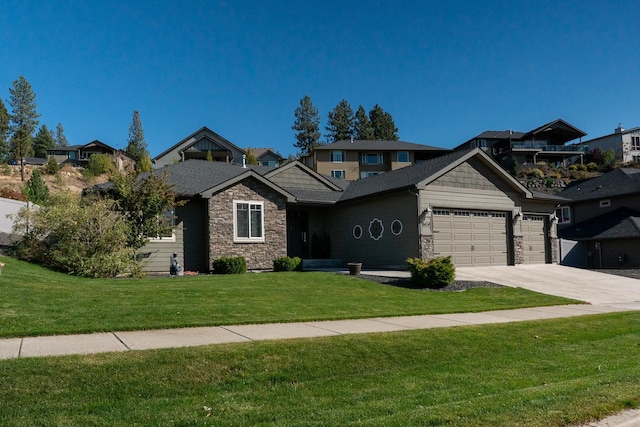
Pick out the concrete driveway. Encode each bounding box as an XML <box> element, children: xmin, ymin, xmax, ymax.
<box><xmin>455</xmin><ymin>264</ymin><xmax>640</xmax><ymax>308</ymax></box>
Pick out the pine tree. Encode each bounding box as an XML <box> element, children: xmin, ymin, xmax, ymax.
<box><xmin>325</xmin><ymin>99</ymin><xmax>355</xmax><ymax>143</ymax></box>
<box><xmin>55</xmin><ymin>123</ymin><xmax>69</xmax><ymax>147</ymax></box>
<box><xmin>369</xmin><ymin>104</ymin><xmax>398</xmax><ymax>140</ymax></box>
<box><xmin>0</xmin><ymin>99</ymin><xmax>9</xmax><ymax>163</ymax></box>
<box><xmin>292</xmin><ymin>96</ymin><xmax>321</xmax><ymax>155</ymax></box>
<box><xmin>125</xmin><ymin>110</ymin><xmax>149</xmax><ymax>168</ymax></box>
<box><xmin>354</xmin><ymin>105</ymin><xmax>374</xmax><ymax>140</ymax></box>
<box><xmin>24</xmin><ymin>169</ymin><xmax>49</xmax><ymax>204</ymax></box>
<box><xmin>245</xmin><ymin>148</ymin><xmax>258</xmax><ymax>165</ymax></box>
<box><xmin>8</xmin><ymin>76</ymin><xmax>40</xmax><ymax>181</ymax></box>
<box><xmin>33</xmin><ymin>124</ymin><xmax>55</xmax><ymax>158</ymax></box>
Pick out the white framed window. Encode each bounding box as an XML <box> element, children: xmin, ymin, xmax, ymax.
<box><xmin>599</xmin><ymin>199</ymin><xmax>611</xmax><ymax>208</ymax></box>
<box><xmin>331</xmin><ymin>170</ymin><xmax>346</xmax><ymax>179</ymax></box>
<box><xmin>397</xmin><ymin>151</ymin><xmax>409</xmax><ymax>163</ymax></box>
<box><xmin>360</xmin><ymin>171</ymin><xmax>384</xmax><ymax>179</ymax></box>
<box><xmin>148</xmin><ymin>208</ymin><xmax>176</xmax><ymax>242</ymax></box>
<box><xmin>233</xmin><ymin>201</ymin><xmax>264</xmax><ymax>242</ymax></box>
<box><xmin>632</xmin><ymin>136</ymin><xmax>640</xmax><ymax>150</ymax></box>
<box><xmin>331</xmin><ymin>150</ymin><xmax>346</xmax><ymax>162</ymax></box>
<box><xmin>261</xmin><ymin>160</ymin><xmax>277</xmax><ymax>167</ymax></box>
<box><xmin>361</xmin><ymin>153</ymin><xmax>383</xmax><ymax>165</ymax></box>
<box><xmin>353</xmin><ymin>225</ymin><xmax>363</xmax><ymax>239</ymax></box>
<box><xmin>391</xmin><ymin>219</ymin><xmax>403</xmax><ymax>235</ymax></box>
<box><xmin>555</xmin><ymin>206</ymin><xmax>571</xmax><ymax>224</ymax></box>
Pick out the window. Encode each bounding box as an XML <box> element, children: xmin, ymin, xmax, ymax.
<box><xmin>391</xmin><ymin>219</ymin><xmax>403</xmax><ymax>235</ymax></box>
<box><xmin>361</xmin><ymin>153</ymin><xmax>383</xmax><ymax>165</ymax></box>
<box><xmin>331</xmin><ymin>151</ymin><xmax>346</xmax><ymax>162</ymax></box>
<box><xmin>261</xmin><ymin>160</ymin><xmax>277</xmax><ymax>167</ymax></box>
<box><xmin>234</xmin><ymin>201</ymin><xmax>264</xmax><ymax>242</ymax></box>
<box><xmin>368</xmin><ymin>218</ymin><xmax>384</xmax><ymax>240</ymax></box>
<box><xmin>148</xmin><ymin>208</ymin><xmax>176</xmax><ymax>242</ymax></box>
<box><xmin>397</xmin><ymin>151</ymin><xmax>409</xmax><ymax>163</ymax></box>
<box><xmin>555</xmin><ymin>206</ymin><xmax>570</xmax><ymax>224</ymax></box>
<box><xmin>632</xmin><ymin>136</ymin><xmax>640</xmax><ymax>150</ymax></box>
<box><xmin>360</xmin><ymin>171</ymin><xmax>384</xmax><ymax>179</ymax></box>
<box><xmin>353</xmin><ymin>225</ymin><xmax>363</xmax><ymax>239</ymax></box>
<box><xmin>599</xmin><ymin>199</ymin><xmax>611</xmax><ymax>208</ymax></box>
<box><xmin>331</xmin><ymin>170</ymin><xmax>346</xmax><ymax>179</ymax></box>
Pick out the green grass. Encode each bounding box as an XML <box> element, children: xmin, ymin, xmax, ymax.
<box><xmin>2</xmin><ymin>312</ymin><xmax>640</xmax><ymax>426</ymax></box>
<box><xmin>0</xmin><ymin>256</ymin><xmax>578</xmax><ymax>338</ymax></box>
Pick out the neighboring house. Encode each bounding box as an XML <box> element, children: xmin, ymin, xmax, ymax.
<box><xmin>152</xmin><ymin>127</ymin><xmax>246</xmax><ymax>168</ymax></box>
<box><xmin>142</xmin><ymin>148</ymin><xmax>560</xmax><ymax>273</ymax></box>
<box><xmin>47</xmin><ymin>140</ymin><xmax>135</xmax><ymax>171</ymax></box>
<box><xmin>300</xmin><ymin>140</ymin><xmax>449</xmax><ymax>181</ymax></box>
<box><xmin>557</xmin><ymin>167</ymin><xmax>640</xmax><ymax>268</ymax></box>
<box><xmin>0</xmin><ymin>197</ymin><xmax>33</xmax><ymax>245</ymax></box>
<box><xmin>249</xmin><ymin>148</ymin><xmax>284</xmax><ymax>167</ymax></box>
<box><xmin>455</xmin><ymin>118</ymin><xmax>587</xmax><ymax>169</ymax></box>
<box><xmin>579</xmin><ymin>124</ymin><xmax>640</xmax><ymax>164</ymax></box>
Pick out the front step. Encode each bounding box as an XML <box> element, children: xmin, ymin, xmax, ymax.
<box><xmin>302</xmin><ymin>259</ymin><xmax>343</xmax><ymax>269</ymax></box>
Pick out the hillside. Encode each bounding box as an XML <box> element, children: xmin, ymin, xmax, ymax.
<box><xmin>0</xmin><ymin>164</ymin><xmax>108</xmax><ymax>198</ymax></box>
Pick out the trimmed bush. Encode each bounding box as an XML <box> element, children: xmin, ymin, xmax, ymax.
<box><xmin>406</xmin><ymin>256</ymin><xmax>455</xmax><ymax>289</ymax></box>
<box><xmin>212</xmin><ymin>256</ymin><xmax>247</xmax><ymax>274</ymax></box>
<box><xmin>528</xmin><ymin>168</ymin><xmax>545</xmax><ymax>178</ymax></box>
<box><xmin>273</xmin><ymin>256</ymin><xmax>303</xmax><ymax>272</ymax></box>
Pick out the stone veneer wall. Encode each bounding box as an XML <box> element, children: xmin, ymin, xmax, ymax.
<box><xmin>550</xmin><ymin>237</ymin><xmax>559</xmax><ymax>264</ymax></box>
<box><xmin>513</xmin><ymin>236</ymin><xmax>524</xmax><ymax>264</ymax></box>
<box><xmin>208</xmin><ymin>179</ymin><xmax>287</xmax><ymax>270</ymax></box>
<box><xmin>419</xmin><ymin>235</ymin><xmax>434</xmax><ymax>261</ymax></box>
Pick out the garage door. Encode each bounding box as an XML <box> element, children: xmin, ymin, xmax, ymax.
<box><xmin>522</xmin><ymin>215</ymin><xmax>546</xmax><ymax>264</ymax></box>
<box><xmin>433</xmin><ymin>209</ymin><xmax>508</xmax><ymax>266</ymax></box>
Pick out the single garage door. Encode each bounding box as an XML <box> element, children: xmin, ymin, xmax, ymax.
<box><xmin>521</xmin><ymin>215</ymin><xmax>547</xmax><ymax>264</ymax></box>
<box><xmin>433</xmin><ymin>209</ymin><xmax>508</xmax><ymax>266</ymax></box>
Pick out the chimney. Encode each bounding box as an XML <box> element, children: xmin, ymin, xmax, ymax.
<box><xmin>615</xmin><ymin>123</ymin><xmax>624</xmax><ymax>133</ymax></box>
<box><xmin>242</xmin><ymin>154</ymin><xmax>246</xmax><ymax>168</ymax></box>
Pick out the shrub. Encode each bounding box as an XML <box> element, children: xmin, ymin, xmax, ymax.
<box><xmin>44</xmin><ymin>157</ymin><xmax>60</xmax><ymax>175</ymax></box>
<box><xmin>528</xmin><ymin>168</ymin><xmax>545</xmax><ymax>178</ymax></box>
<box><xmin>86</xmin><ymin>153</ymin><xmax>114</xmax><ymax>176</ymax></box>
<box><xmin>407</xmin><ymin>256</ymin><xmax>455</xmax><ymax>289</ymax></box>
<box><xmin>0</xmin><ymin>187</ymin><xmax>26</xmax><ymax>201</ymax></box>
<box><xmin>212</xmin><ymin>256</ymin><xmax>247</xmax><ymax>274</ymax></box>
<box><xmin>586</xmin><ymin>162</ymin><xmax>598</xmax><ymax>172</ymax></box>
<box><xmin>273</xmin><ymin>256</ymin><xmax>303</xmax><ymax>272</ymax></box>
<box><xmin>23</xmin><ymin>169</ymin><xmax>50</xmax><ymax>204</ymax></box>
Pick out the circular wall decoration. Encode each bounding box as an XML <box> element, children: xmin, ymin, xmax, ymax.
<box><xmin>353</xmin><ymin>224</ymin><xmax>363</xmax><ymax>239</ymax></box>
<box><xmin>368</xmin><ymin>218</ymin><xmax>384</xmax><ymax>240</ymax></box>
<box><xmin>391</xmin><ymin>219</ymin><xmax>403</xmax><ymax>235</ymax></box>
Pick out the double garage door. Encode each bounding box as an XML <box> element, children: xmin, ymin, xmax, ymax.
<box><xmin>433</xmin><ymin>209</ymin><xmax>547</xmax><ymax>266</ymax></box>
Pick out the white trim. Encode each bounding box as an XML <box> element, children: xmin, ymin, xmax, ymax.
<box><xmin>368</xmin><ymin>218</ymin><xmax>384</xmax><ymax>240</ymax></box>
<box><xmin>391</xmin><ymin>219</ymin><xmax>403</xmax><ymax>235</ymax></box>
<box><xmin>233</xmin><ymin>200</ymin><xmax>265</xmax><ymax>242</ymax></box>
<box><xmin>353</xmin><ymin>225</ymin><xmax>363</xmax><ymax>239</ymax></box>
<box><xmin>599</xmin><ymin>199</ymin><xmax>611</xmax><ymax>208</ymax></box>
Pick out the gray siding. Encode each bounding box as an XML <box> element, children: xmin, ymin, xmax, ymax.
<box><xmin>327</xmin><ymin>191</ymin><xmax>418</xmax><ymax>268</ymax></box>
<box><xmin>141</xmin><ymin>223</ymin><xmax>185</xmax><ymax>273</ymax></box>
<box><xmin>268</xmin><ymin>165</ymin><xmax>333</xmax><ymax>190</ymax></box>
<box><xmin>568</xmin><ymin>195</ymin><xmax>640</xmax><ymax>225</ymax></box>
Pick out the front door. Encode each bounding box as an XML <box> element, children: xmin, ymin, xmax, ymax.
<box><xmin>287</xmin><ymin>209</ymin><xmax>309</xmax><ymax>259</ymax></box>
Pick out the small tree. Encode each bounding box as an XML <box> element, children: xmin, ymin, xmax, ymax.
<box><xmin>206</xmin><ymin>150</ymin><xmax>213</xmax><ymax>161</ymax></box>
<box><xmin>0</xmin><ymin>99</ymin><xmax>10</xmax><ymax>163</ymax></box>
<box><xmin>125</xmin><ymin>110</ymin><xmax>150</xmax><ymax>169</ymax></box>
<box><xmin>369</xmin><ymin>104</ymin><xmax>398</xmax><ymax>140</ymax></box>
<box><xmin>86</xmin><ymin>153</ymin><xmax>115</xmax><ymax>175</ymax></box>
<box><xmin>23</xmin><ymin>169</ymin><xmax>50</xmax><ymax>204</ymax></box>
<box><xmin>138</xmin><ymin>153</ymin><xmax>153</xmax><ymax>172</ymax></box>
<box><xmin>292</xmin><ymin>95</ymin><xmax>321</xmax><ymax>155</ymax></box>
<box><xmin>245</xmin><ymin>148</ymin><xmax>258</xmax><ymax>165</ymax></box>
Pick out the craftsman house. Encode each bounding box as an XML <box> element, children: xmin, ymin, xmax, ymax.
<box><xmin>143</xmin><ymin>142</ymin><xmax>560</xmax><ymax>273</ymax></box>
<box><xmin>47</xmin><ymin>140</ymin><xmax>135</xmax><ymax>171</ymax></box>
<box><xmin>557</xmin><ymin>167</ymin><xmax>640</xmax><ymax>268</ymax></box>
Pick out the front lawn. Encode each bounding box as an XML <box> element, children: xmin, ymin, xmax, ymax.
<box><xmin>0</xmin><ymin>256</ymin><xmax>578</xmax><ymax>337</ymax></box>
<box><xmin>1</xmin><ymin>312</ymin><xmax>640</xmax><ymax>426</ymax></box>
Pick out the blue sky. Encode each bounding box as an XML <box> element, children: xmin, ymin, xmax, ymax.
<box><xmin>1</xmin><ymin>0</ymin><xmax>638</xmax><ymax>158</ymax></box>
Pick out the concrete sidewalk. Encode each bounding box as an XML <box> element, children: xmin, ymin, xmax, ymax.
<box><xmin>0</xmin><ymin>303</ymin><xmax>632</xmax><ymax>360</ymax></box>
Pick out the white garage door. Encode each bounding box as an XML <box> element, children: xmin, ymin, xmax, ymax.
<box><xmin>433</xmin><ymin>209</ymin><xmax>508</xmax><ymax>266</ymax></box>
<box><xmin>522</xmin><ymin>215</ymin><xmax>547</xmax><ymax>264</ymax></box>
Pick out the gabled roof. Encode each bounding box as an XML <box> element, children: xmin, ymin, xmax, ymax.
<box><xmin>313</xmin><ymin>140</ymin><xmax>448</xmax><ymax>152</ymax></box>
<box><xmin>582</xmin><ymin>126</ymin><xmax>640</xmax><ymax>144</ymax></box>
<box><xmin>250</xmin><ymin>148</ymin><xmax>283</xmax><ymax>160</ymax></box>
<box><xmin>339</xmin><ymin>148</ymin><xmax>531</xmax><ymax>202</ymax></box>
<box><xmin>264</xmin><ymin>161</ymin><xmax>343</xmax><ymax>192</ymax></box>
<box><xmin>152</xmin><ymin>127</ymin><xmax>245</xmax><ymax>161</ymax></box>
<box><xmin>559</xmin><ymin>207</ymin><xmax>640</xmax><ymax>240</ymax></box>
<box><xmin>521</xmin><ymin>118</ymin><xmax>586</xmax><ymax>144</ymax></box>
<box><xmin>559</xmin><ymin>168</ymin><xmax>640</xmax><ymax>202</ymax></box>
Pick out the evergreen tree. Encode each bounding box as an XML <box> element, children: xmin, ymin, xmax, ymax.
<box><xmin>325</xmin><ymin>99</ymin><xmax>355</xmax><ymax>143</ymax></box>
<box><xmin>369</xmin><ymin>104</ymin><xmax>398</xmax><ymax>140</ymax></box>
<box><xmin>0</xmin><ymin>99</ymin><xmax>9</xmax><ymax>163</ymax></box>
<box><xmin>354</xmin><ymin>105</ymin><xmax>374</xmax><ymax>140</ymax></box>
<box><xmin>55</xmin><ymin>122</ymin><xmax>69</xmax><ymax>147</ymax></box>
<box><xmin>24</xmin><ymin>169</ymin><xmax>49</xmax><ymax>204</ymax></box>
<box><xmin>245</xmin><ymin>148</ymin><xmax>258</xmax><ymax>165</ymax></box>
<box><xmin>125</xmin><ymin>110</ymin><xmax>149</xmax><ymax>168</ymax></box>
<box><xmin>33</xmin><ymin>124</ymin><xmax>55</xmax><ymax>158</ymax></box>
<box><xmin>138</xmin><ymin>153</ymin><xmax>153</xmax><ymax>172</ymax></box>
<box><xmin>292</xmin><ymin>96</ymin><xmax>321</xmax><ymax>155</ymax></box>
<box><xmin>8</xmin><ymin>76</ymin><xmax>40</xmax><ymax>181</ymax></box>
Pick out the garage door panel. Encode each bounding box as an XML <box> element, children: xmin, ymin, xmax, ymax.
<box><xmin>433</xmin><ymin>210</ymin><xmax>507</xmax><ymax>267</ymax></box>
<box><xmin>522</xmin><ymin>216</ymin><xmax>546</xmax><ymax>264</ymax></box>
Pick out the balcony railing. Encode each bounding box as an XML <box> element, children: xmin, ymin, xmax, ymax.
<box><xmin>510</xmin><ymin>142</ymin><xmax>588</xmax><ymax>153</ymax></box>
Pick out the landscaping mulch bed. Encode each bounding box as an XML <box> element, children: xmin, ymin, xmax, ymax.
<box><xmin>359</xmin><ymin>274</ymin><xmax>504</xmax><ymax>291</ymax></box>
